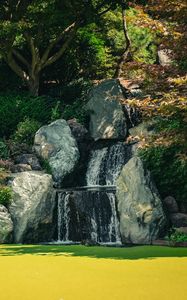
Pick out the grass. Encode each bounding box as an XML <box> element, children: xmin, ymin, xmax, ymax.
<box><xmin>0</xmin><ymin>245</ymin><xmax>187</xmax><ymax>300</ymax></box>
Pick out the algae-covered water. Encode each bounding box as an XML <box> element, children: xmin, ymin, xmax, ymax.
<box><xmin>0</xmin><ymin>245</ymin><xmax>187</xmax><ymax>300</ymax></box>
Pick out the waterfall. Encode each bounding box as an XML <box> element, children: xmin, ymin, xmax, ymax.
<box><xmin>107</xmin><ymin>192</ymin><xmax>121</xmax><ymax>243</ymax></box>
<box><xmin>86</xmin><ymin>147</ymin><xmax>108</xmax><ymax>186</ymax></box>
<box><xmin>55</xmin><ymin>142</ymin><xmax>132</xmax><ymax>244</ymax></box>
<box><xmin>86</xmin><ymin>142</ymin><xmax>131</xmax><ymax>186</ymax></box>
<box><xmin>56</xmin><ymin>188</ymin><xmax>121</xmax><ymax>244</ymax></box>
<box><xmin>57</xmin><ymin>192</ymin><xmax>71</xmax><ymax>242</ymax></box>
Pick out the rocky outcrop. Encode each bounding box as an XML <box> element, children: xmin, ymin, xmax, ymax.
<box><xmin>86</xmin><ymin>79</ymin><xmax>127</xmax><ymax>140</ymax></box>
<box><xmin>34</xmin><ymin>119</ymin><xmax>80</xmax><ymax>184</ymax></box>
<box><xmin>116</xmin><ymin>157</ymin><xmax>166</xmax><ymax>244</ymax></box>
<box><xmin>10</xmin><ymin>172</ymin><xmax>56</xmax><ymax>243</ymax></box>
<box><xmin>0</xmin><ymin>205</ymin><xmax>13</xmax><ymax>243</ymax></box>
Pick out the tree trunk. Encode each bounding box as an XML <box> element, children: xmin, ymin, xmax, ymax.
<box><xmin>27</xmin><ymin>74</ymin><xmax>40</xmax><ymax>96</ymax></box>
<box><xmin>114</xmin><ymin>2</ymin><xmax>131</xmax><ymax>78</ymax></box>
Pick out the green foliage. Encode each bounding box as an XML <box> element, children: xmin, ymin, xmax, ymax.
<box><xmin>0</xmin><ymin>185</ymin><xmax>12</xmax><ymax>207</ymax></box>
<box><xmin>50</xmin><ymin>101</ymin><xmax>61</xmax><ymax>122</ymax></box>
<box><xmin>0</xmin><ymin>140</ymin><xmax>9</xmax><ymax>159</ymax></box>
<box><xmin>12</xmin><ymin>118</ymin><xmax>41</xmax><ymax>145</ymax></box>
<box><xmin>77</xmin><ymin>23</ymin><xmax>114</xmax><ymax>78</ymax></box>
<box><xmin>167</xmin><ymin>228</ymin><xmax>187</xmax><ymax>244</ymax></box>
<box><xmin>139</xmin><ymin>144</ymin><xmax>187</xmax><ymax>202</ymax></box>
<box><xmin>127</xmin><ymin>9</ymin><xmax>158</xmax><ymax>64</ymax></box>
<box><xmin>40</xmin><ymin>159</ymin><xmax>52</xmax><ymax>175</ymax></box>
<box><xmin>62</xmin><ymin>99</ymin><xmax>88</xmax><ymax>125</ymax></box>
<box><xmin>0</xmin><ymin>93</ymin><xmax>57</xmax><ymax>138</ymax></box>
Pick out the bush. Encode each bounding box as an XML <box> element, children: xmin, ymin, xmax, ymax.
<box><xmin>0</xmin><ymin>185</ymin><xmax>12</xmax><ymax>207</ymax></box>
<box><xmin>167</xmin><ymin>228</ymin><xmax>187</xmax><ymax>244</ymax></box>
<box><xmin>0</xmin><ymin>92</ymin><xmax>57</xmax><ymax>138</ymax></box>
<box><xmin>139</xmin><ymin>144</ymin><xmax>187</xmax><ymax>202</ymax></box>
<box><xmin>62</xmin><ymin>99</ymin><xmax>88</xmax><ymax>125</ymax></box>
<box><xmin>0</xmin><ymin>140</ymin><xmax>9</xmax><ymax>159</ymax></box>
<box><xmin>12</xmin><ymin>118</ymin><xmax>41</xmax><ymax>145</ymax></box>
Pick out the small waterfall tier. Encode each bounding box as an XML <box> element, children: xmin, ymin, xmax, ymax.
<box><xmin>57</xmin><ymin>187</ymin><xmax>121</xmax><ymax>244</ymax></box>
<box><xmin>86</xmin><ymin>142</ymin><xmax>132</xmax><ymax>186</ymax></box>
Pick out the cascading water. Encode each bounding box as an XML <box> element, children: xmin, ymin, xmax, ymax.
<box><xmin>57</xmin><ymin>192</ymin><xmax>71</xmax><ymax>242</ymax></box>
<box><xmin>55</xmin><ymin>142</ymin><xmax>132</xmax><ymax>244</ymax></box>
<box><xmin>86</xmin><ymin>142</ymin><xmax>131</xmax><ymax>186</ymax></box>
<box><xmin>56</xmin><ymin>188</ymin><xmax>121</xmax><ymax>243</ymax></box>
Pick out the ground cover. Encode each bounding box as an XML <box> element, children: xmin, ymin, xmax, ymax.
<box><xmin>0</xmin><ymin>245</ymin><xmax>187</xmax><ymax>300</ymax></box>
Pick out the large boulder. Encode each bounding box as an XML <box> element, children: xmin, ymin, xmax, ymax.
<box><xmin>9</xmin><ymin>172</ymin><xmax>56</xmax><ymax>243</ymax></box>
<box><xmin>116</xmin><ymin>157</ymin><xmax>166</xmax><ymax>244</ymax></box>
<box><xmin>86</xmin><ymin>79</ymin><xmax>127</xmax><ymax>140</ymax></box>
<box><xmin>0</xmin><ymin>205</ymin><xmax>13</xmax><ymax>243</ymax></box>
<box><xmin>34</xmin><ymin>119</ymin><xmax>80</xmax><ymax>183</ymax></box>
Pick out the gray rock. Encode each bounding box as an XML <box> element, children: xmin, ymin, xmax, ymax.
<box><xmin>116</xmin><ymin>157</ymin><xmax>166</xmax><ymax>244</ymax></box>
<box><xmin>86</xmin><ymin>79</ymin><xmax>127</xmax><ymax>140</ymax></box>
<box><xmin>170</xmin><ymin>213</ymin><xmax>187</xmax><ymax>228</ymax></box>
<box><xmin>179</xmin><ymin>202</ymin><xmax>187</xmax><ymax>214</ymax></box>
<box><xmin>10</xmin><ymin>172</ymin><xmax>56</xmax><ymax>243</ymax></box>
<box><xmin>0</xmin><ymin>205</ymin><xmax>13</xmax><ymax>243</ymax></box>
<box><xmin>158</xmin><ymin>49</ymin><xmax>173</xmax><ymax>67</ymax></box>
<box><xmin>163</xmin><ymin>196</ymin><xmax>178</xmax><ymax>213</ymax></box>
<box><xmin>67</xmin><ymin>119</ymin><xmax>89</xmax><ymax>143</ymax></box>
<box><xmin>11</xmin><ymin>164</ymin><xmax>32</xmax><ymax>173</ymax></box>
<box><xmin>34</xmin><ymin>119</ymin><xmax>80</xmax><ymax>183</ymax></box>
<box><xmin>14</xmin><ymin>154</ymin><xmax>42</xmax><ymax>171</ymax></box>
<box><xmin>129</xmin><ymin>122</ymin><xmax>155</xmax><ymax>139</ymax></box>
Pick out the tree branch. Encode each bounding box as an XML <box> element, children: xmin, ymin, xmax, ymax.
<box><xmin>6</xmin><ymin>50</ymin><xmax>29</xmax><ymax>81</ymax></box>
<box><xmin>115</xmin><ymin>2</ymin><xmax>131</xmax><ymax>78</ymax></box>
<box><xmin>42</xmin><ymin>22</ymin><xmax>80</xmax><ymax>68</ymax></box>
<box><xmin>24</xmin><ymin>33</ymin><xmax>40</xmax><ymax>76</ymax></box>
<box><xmin>98</xmin><ymin>4</ymin><xmax>114</xmax><ymax>16</ymax></box>
<box><xmin>40</xmin><ymin>21</ymin><xmax>78</xmax><ymax>67</ymax></box>
<box><xmin>12</xmin><ymin>49</ymin><xmax>30</xmax><ymax>69</ymax></box>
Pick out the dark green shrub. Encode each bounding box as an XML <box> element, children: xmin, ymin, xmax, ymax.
<box><xmin>12</xmin><ymin>118</ymin><xmax>41</xmax><ymax>145</ymax></box>
<box><xmin>0</xmin><ymin>185</ymin><xmax>12</xmax><ymax>207</ymax></box>
<box><xmin>40</xmin><ymin>159</ymin><xmax>52</xmax><ymax>175</ymax></box>
<box><xmin>0</xmin><ymin>93</ymin><xmax>57</xmax><ymax>138</ymax></box>
<box><xmin>167</xmin><ymin>228</ymin><xmax>187</xmax><ymax>244</ymax></box>
<box><xmin>50</xmin><ymin>101</ymin><xmax>61</xmax><ymax>122</ymax></box>
<box><xmin>62</xmin><ymin>99</ymin><xmax>88</xmax><ymax>125</ymax></box>
<box><xmin>139</xmin><ymin>145</ymin><xmax>187</xmax><ymax>202</ymax></box>
<box><xmin>0</xmin><ymin>140</ymin><xmax>9</xmax><ymax>159</ymax></box>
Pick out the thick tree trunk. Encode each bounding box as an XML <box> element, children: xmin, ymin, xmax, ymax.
<box><xmin>27</xmin><ymin>75</ymin><xmax>40</xmax><ymax>96</ymax></box>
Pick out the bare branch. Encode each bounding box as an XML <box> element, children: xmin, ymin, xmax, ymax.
<box><xmin>115</xmin><ymin>3</ymin><xmax>131</xmax><ymax>78</ymax></box>
<box><xmin>6</xmin><ymin>50</ymin><xmax>29</xmax><ymax>81</ymax></box>
<box><xmin>24</xmin><ymin>32</ymin><xmax>40</xmax><ymax>75</ymax></box>
<box><xmin>40</xmin><ymin>21</ymin><xmax>78</xmax><ymax>67</ymax></box>
<box><xmin>12</xmin><ymin>49</ymin><xmax>30</xmax><ymax>69</ymax></box>
<box><xmin>98</xmin><ymin>4</ymin><xmax>114</xmax><ymax>16</ymax></box>
<box><xmin>43</xmin><ymin>31</ymin><xmax>77</xmax><ymax>68</ymax></box>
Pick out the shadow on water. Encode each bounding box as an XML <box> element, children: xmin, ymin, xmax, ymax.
<box><xmin>0</xmin><ymin>244</ymin><xmax>187</xmax><ymax>260</ymax></box>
